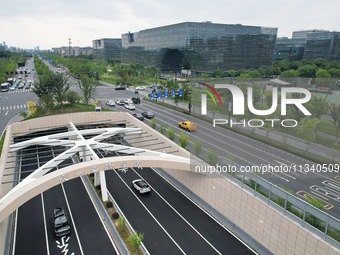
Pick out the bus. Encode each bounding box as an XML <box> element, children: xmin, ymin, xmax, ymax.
<box><xmin>1</xmin><ymin>82</ymin><xmax>10</xmax><ymax>92</ymax></box>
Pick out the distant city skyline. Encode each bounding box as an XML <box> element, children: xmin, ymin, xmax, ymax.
<box><xmin>1</xmin><ymin>0</ymin><xmax>339</xmax><ymax>50</ymax></box>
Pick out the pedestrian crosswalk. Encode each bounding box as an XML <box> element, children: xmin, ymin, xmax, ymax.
<box><xmin>0</xmin><ymin>89</ymin><xmax>32</xmax><ymax>95</ymax></box>
<box><xmin>0</xmin><ymin>104</ymin><xmax>27</xmax><ymax>112</ymax></box>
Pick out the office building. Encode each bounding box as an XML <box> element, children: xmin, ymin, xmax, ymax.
<box><xmin>92</xmin><ymin>38</ymin><xmax>122</xmax><ymax>60</ymax></box>
<box><xmin>273</xmin><ymin>37</ymin><xmax>305</xmax><ymax>61</ymax></box>
<box><xmin>121</xmin><ymin>21</ymin><xmax>278</xmax><ymax>73</ymax></box>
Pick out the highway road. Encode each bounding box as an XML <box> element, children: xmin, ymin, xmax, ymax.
<box><xmin>0</xmin><ymin>59</ymin><xmax>37</xmax><ymax>134</ymax></box>
<box><xmin>12</xmin><ymin>134</ymin><xmax>119</xmax><ymax>255</ymax></box>
<box><xmin>92</xmin><ymin>85</ymin><xmax>340</xmax><ymax>219</ymax></box>
<box><xmin>9</xmin><ymin>122</ymin><xmax>256</xmax><ymax>254</ymax></box>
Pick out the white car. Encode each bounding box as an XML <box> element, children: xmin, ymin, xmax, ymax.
<box><xmin>123</xmin><ymin>98</ymin><xmax>133</xmax><ymax>104</ymax></box>
<box><xmin>115</xmin><ymin>100</ymin><xmax>125</xmax><ymax>105</ymax></box>
<box><xmin>135</xmin><ymin>86</ymin><xmax>146</xmax><ymax>90</ymax></box>
<box><xmin>125</xmin><ymin>103</ymin><xmax>135</xmax><ymax>110</ymax></box>
<box><xmin>106</xmin><ymin>100</ymin><xmax>115</xmax><ymax>107</ymax></box>
<box><xmin>132</xmin><ymin>179</ymin><xmax>151</xmax><ymax>194</ymax></box>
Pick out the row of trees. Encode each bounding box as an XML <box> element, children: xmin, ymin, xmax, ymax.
<box><xmin>205</xmin><ymin>58</ymin><xmax>340</xmax><ymax>79</ymax></box>
<box><xmin>29</xmin><ymin>57</ymin><xmax>98</xmax><ymax>115</ymax></box>
<box><xmin>0</xmin><ymin>52</ymin><xmax>31</xmax><ymax>83</ymax></box>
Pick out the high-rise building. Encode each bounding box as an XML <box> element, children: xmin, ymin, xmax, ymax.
<box><xmin>292</xmin><ymin>29</ymin><xmax>328</xmax><ymax>39</ymax></box>
<box><xmin>273</xmin><ymin>37</ymin><xmax>305</xmax><ymax>61</ymax></box>
<box><xmin>291</xmin><ymin>30</ymin><xmax>340</xmax><ymax>61</ymax></box>
<box><xmin>92</xmin><ymin>38</ymin><xmax>121</xmax><ymax>60</ymax></box>
<box><xmin>121</xmin><ymin>21</ymin><xmax>278</xmax><ymax>73</ymax></box>
<box><xmin>304</xmin><ymin>31</ymin><xmax>340</xmax><ymax>61</ymax></box>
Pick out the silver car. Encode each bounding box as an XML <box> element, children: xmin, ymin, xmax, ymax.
<box><xmin>132</xmin><ymin>179</ymin><xmax>151</xmax><ymax>194</ymax></box>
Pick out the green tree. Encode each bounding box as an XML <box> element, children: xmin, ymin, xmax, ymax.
<box><xmin>298</xmin><ymin>117</ymin><xmax>320</xmax><ymax>152</ymax></box>
<box><xmin>178</xmin><ymin>133</ymin><xmax>190</xmax><ymax>148</ymax></box>
<box><xmin>31</xmin><ymin>71</ymin><xmax>55</xmax><ymax>98</ymax></box>
<box><xmin>306</xmin><ymin>96</ymin><xmax>329</xmax><ymax>119</ymax></box>
<box><xmin>167</xmin><ymin>128</ymin><xmax>175</xmax><ymax>141</ymax></box>
<box><xmin>212</xmin><ymin>69</ymin><xmax>225</xmax><ymax>78</ymax></box>
<box><xmin>297</xmin><ymin>64</ymin><xmax>317</xmax><ymax>77</ymax></box>
<box><xmin>280</xmin><ymin>70</ymin><xmax>298</xmax><ymax>78</ymax></box>
<box><xmin>65</xmin><ymin>90</ymin><xmax>81</xmax><ymax>105</ymax></box>
<box><xmin>38</xmin><ymin>94</ymin><xmax>54</xmax><ymax>112</ymax></box>
<box><xmin>316</xmin><ymin>68</ymin><xmax>331</xmax><ymax>78</ymax></box>
<box><xmin>150</xmin><ymin>118</ymin><xmax>156</xmax><ymax>129</ymax></box>
<box><xmin>77</xmin><ymin>75</ymin><xmax>97</xmax><ymax>105</ymax></box>
<box><xmin>207</xmin><ymin>149</ymin><xmax>219</xmax><ymax>166</ymax></box>
<box><xmin>160</xmin><ymin>124</ymin><xmax>166</xmax><ymax>135</ymax></box>
<box><xmin>193</xmin><ymin>141</ymin><xmax>202</xmax><ymax>156</ymax></box>
<box><xmin>52</xmin><ymin>72</ymin><xmax>72</xmax><ymax>108</ymax></box>
<box><xmin>329</xmin><ymin>104</ymin><xmax>340</xmax><ymax>143</ymax></box>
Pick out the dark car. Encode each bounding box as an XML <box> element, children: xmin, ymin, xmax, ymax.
<box><xmin>115</xmin><ymin>85</ymin><xmax>126</xmax><ymax>90</ymax></box>
<box><xmin>52</xmin><ymin>207</ymin><xmax>71</xmax><ymax>237</ymax></box>
<box><xmin>132</xmin><ymin>113</ymin><xmax>144</xmax><ymax>121</ymax></box>
<box><xmin>131</xmin><ymin>97</ymin><xmax>141</xmax><ymax>104</ymax></box>
<box><xmin>142</xmin><ymin>111</ymin><xmax>154</xmax><ymax>119</ymax></box>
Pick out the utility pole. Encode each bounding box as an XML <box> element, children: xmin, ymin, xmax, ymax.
<box><xmin>68</xmin><ymin>38</ymin><xmax>72</xmax><ymax>56</ymax></box>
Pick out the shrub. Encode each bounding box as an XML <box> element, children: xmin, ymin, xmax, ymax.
<box><xmin>95</xmin><ymin>184</ymin><xmax>101</xmax><ymax>190</ymax></box>
<box><xmin>112</xmin><ymin>212</ymin><xmax>119</xmax><ymax>220</ymax></box>
<box><xmin>178</xmin><ymin>132</ymin><xmax>190</xmax><ymax>148</ymax></box>
<box><xmin>207</xmin><ymin>149</ymin><xmax>219</xmax><ymax>166</ymax></box>
<box><xmin>167</xmin><ymin>128</ymin><xmax>175</xmax><ymax>141</ymax></box>
<box><xmin>117</xmin><ymin>217</ymin><xmax>126</xmax><ymax>233</ymax></box>
<box><xmin>150</xmin><ymin>118</ymin><xmax>156</xmax><ymax>129</ymax></box>
<box><xmin>106</xmin><ymin>201</ymin><xmax>113</xmax><ymax>208</ymax></box>
<box><xmin>128</xmin><ymin>231</ymin><xmax>144</xmax><ymax>252</ymax></box>
<box><xmin>160</xmin><ymin>124</ymin><xmax>166</xmax><ymax>135</ymax></box>
<box><xmin>193</xmin><ymin>140</ymin><xmax>202</xmax><ymax>156</ymax></box>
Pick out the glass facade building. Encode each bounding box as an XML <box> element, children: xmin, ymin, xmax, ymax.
<box><xmin>303</xmin><ymin>31</ymin><xmax>340</xmax><ymax>61</ymax></box>
<box><xmin>273</xmin><ymin>37</ymin><xmax>305</xmax><ymax>61</ymax></box>
<box><xmin>92</xmin><ymin>38</ymin><xmax>122</xmax><ymax>60</ymax></box>
<box><xmin>121</xmin><ymin>22</ymin><xmax>278</xmax><ymax>72</ymax></box>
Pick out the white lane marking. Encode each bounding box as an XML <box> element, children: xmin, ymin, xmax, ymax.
<box><xmin>310</xmin><ymin>185</ymin><xmax>340</xmax><ymax>202</ymax></box>
<box><xmin>5</xmin><ymin>111</ymin><xmax>8</xmax><ymax>115</ymax></box>
<box><xmin>61</xmin><ymin>183</ymin><xmax>84</xmax><ymax>255</ymax></box>
<box><xmin>41</xmin><ymin>193</ymin><xmax>50</xmax><ymax>255</ymax></box>
<box><xmin>114</xmin><ymin>171</ymin><xmax>187</xmax><ymax>255</ymax></box>
<box><xmin>322</xmin><ymin>180</ymin><xmax>340</xmax><ymax>192</ymax></box>
<box><xmin>151</xmin><ymin>167</ymin><xmax>258</xmax><ymax>255</ymax></box>
<box><xmin>132</xmin><ymin>168</ymin><xmax>222</xmax><ymax>254</ymax></box>
<box><xmin>80</xmin><ymin>176</ymin><xmax>120</xmax><ymax>254</ymax></box>
<box><xmin>311</xmin><ymin>191</ymin><xmax>329</xmax><ymax>201</ymax></box>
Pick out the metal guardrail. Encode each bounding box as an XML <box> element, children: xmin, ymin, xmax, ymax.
<box><xmin>220</xmin><ymin>158</ymin><xmax>340</xmax><ymax>250</ymax></box>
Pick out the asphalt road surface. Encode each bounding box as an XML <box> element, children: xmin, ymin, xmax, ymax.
<box><xmin>92</xmin><ymin>85</ymin><xmax>340</xmax><ymax>219</ymax></box>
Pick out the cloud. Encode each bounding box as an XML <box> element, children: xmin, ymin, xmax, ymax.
<box><xmin>1</xmin><ymin>0</ymin><xmax>339</xmax><ymax>49</ymax></box>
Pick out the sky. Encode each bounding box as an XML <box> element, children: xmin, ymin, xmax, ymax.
<box><xmin>1</xmin><ymin>0</ymin><xmax>339</xmax><ymax>50</ymax></box>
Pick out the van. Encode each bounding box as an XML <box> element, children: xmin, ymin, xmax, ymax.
<box><xmin>178</xmin><ymin>121</ymin><xmax>197</xmax><ymax>131</ymax></box>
